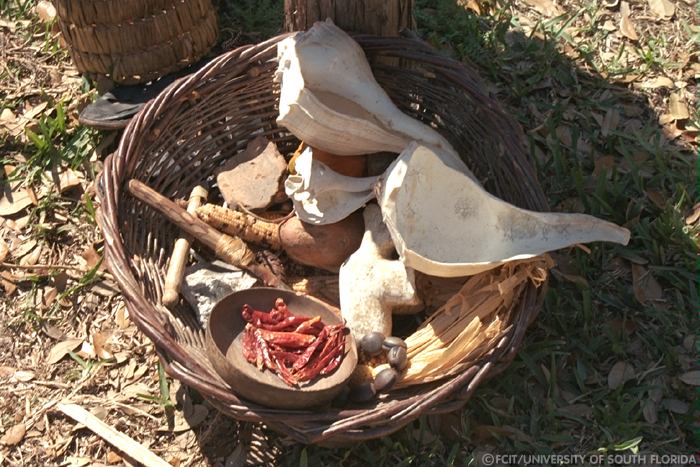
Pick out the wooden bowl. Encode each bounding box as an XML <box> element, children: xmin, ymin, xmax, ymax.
<box><xmin>205</xmin><ymin>288</ymin><xmax>357</xmax><ymax>409</ymax></box>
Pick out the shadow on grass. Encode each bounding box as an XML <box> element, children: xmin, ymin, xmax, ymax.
<box><xmin>188</xmin><ymin>0</ymin><xmax>699</xmax><ymax>464</ymax></box>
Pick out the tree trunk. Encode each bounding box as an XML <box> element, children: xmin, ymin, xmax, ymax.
<box><xmin>284</xmin><ymin>0</ymin><xmax>415</xmax><ymax>36</ymax></box>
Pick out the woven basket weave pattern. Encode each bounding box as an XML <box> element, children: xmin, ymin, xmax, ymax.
<box><xmin>100</xmin><ymin>34</ymin><xmax>548</xmax><ymax>443</ymax></box>
<box><xmin>55</xmin><ymin>0</ymin><xmax>218</xmax><ymax>84</ymax></box>
<box><xmin>55</xmin><ymin>0</ymin><xmax>178</xmax><ymax>26</ymax></box>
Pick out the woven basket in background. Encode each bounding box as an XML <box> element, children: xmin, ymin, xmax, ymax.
<box><xmin>54</xmin><ymin>0</ymin><xmax>218</xmax><ymax>85</ymax></box>
<box><xmin>99</xmin><ymin>33</ymin><xmax>550</xmax><ymax>444</ymax></box>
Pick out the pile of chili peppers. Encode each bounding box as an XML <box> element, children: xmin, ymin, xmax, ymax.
<box><xmin>241</xmin><ymin>298</ymin><xmax>346</xmax><ymax>387</ymax></box>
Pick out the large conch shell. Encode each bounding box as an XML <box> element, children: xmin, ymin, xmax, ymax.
<box><xmin>275</xmin><ymin>19</ymin><xmax>472</xmax><ymax>176</ymax></box>
<box><xmin>285</xmin><ymin>147</ymin><xmax>378</xmax><ymax>224</ymax></box>
<box><xmin>377</xmin><ymin>143</ymin><xmax>631</xmax><ymax>277</ymax></box>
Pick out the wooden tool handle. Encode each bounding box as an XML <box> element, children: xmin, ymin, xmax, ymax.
<box><xmin>128</xmin><ymin>179</ymin><xmax>255</xmax><ymax>265</ymax></box>
<box><xmin>162</xmin><ymin>185</ymin><xmax>208</xmax><ymax>307</ymax></box>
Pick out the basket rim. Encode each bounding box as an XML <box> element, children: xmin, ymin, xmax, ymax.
<box><xmin>98</xmin><ymin>31</ymin><xmax>549</xmax><ymax>444</ymax></box>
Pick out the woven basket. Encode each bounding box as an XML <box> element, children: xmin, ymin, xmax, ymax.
<box><xmin>99</xmin><ymin>33</ymin><xmax>550</xmax><ymax>444</ymax></box>
<box><xmin>55</xmin><ymin>0</ymin><xmax>218</xmax><ymax>85</ymax></box>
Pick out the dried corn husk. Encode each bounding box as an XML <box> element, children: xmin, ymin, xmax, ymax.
<box><xmin>396</xmin><ymin>256</ymin><xmax>553</xmax><ymax>387</ymax></box>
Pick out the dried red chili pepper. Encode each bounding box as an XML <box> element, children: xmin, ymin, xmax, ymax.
<box><xmin>240</xmin><ymin>298</ymin><xmax>346</xmax><ymax>386</ymax></box>
<box><xmin>253</xmin><ymin>328</ymin><xmax>275</xmax><ymax>370</ymax></box>
<box><xmin>257</xmin><ymin>315</ymin><xmax>313</xmax><ymax>332</ymax></box>
<box><xmin>294</xmin><ymin>343</ymin><xmax>341</xmax><ymax>382</ymax></box>
<box><xmin>257</xmin><ymin>329</ymin><xmax>316</xmax><ymax>348</ymax></box>
<box><xmin>269</xmin><ymin>349</ymin><xmax>302</xmax><ymax>365</ymax></box>
<box><xmin>242</xmin><ymin>304</ymin><xmax>284</xmax><ymax>326</ymax></box>
<box><xmin>320</xmin><ymin>337</ymin><xmax>345</xmax><ymax>375</ymax></box>
<box><xmin>292</xmin><ymin>326</ymin><xmax>329</xmax><ymax>372</ymax></box>
<box><xmin>272</xmin><ymin>354</ymin><xmax>298</xmax><ymax>387</ymax></box>
<box><xmin>294</xmin><ymin>315</ymin><xmax>323</xmax><ymax>334</ymax></box>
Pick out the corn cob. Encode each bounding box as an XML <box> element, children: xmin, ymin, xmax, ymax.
<box><xmin>196</xmin><ymin>204</ymin><xmax>283</xmax><ymax>250</ymax></box>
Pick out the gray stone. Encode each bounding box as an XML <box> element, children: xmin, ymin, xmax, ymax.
<box><xmin>181</xmin><ymin>261</ymin><xmax>257</xmax><ymax>326</ymax></box>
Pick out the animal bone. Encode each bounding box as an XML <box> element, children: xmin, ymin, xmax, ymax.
<box><xmin>339</xmin><ymin>204</ymin><xmax>422</xmax><ymax>339</ymax></box>
<box><xmin>285</xmin><ymin>146</ymin><xmax>378</xmax><ymax>224</ymax></box>
<box><xmin>275</xmin><ymin>19</ymin><xmax>474</xmax><ymax>178</ymax></box>
<box><xmin>377</xmin><ymin>143</ymin><xmax>631</xmax><ymax>277</ymax></box>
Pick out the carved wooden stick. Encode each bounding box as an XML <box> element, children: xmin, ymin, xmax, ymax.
<box><xmin>162</xmin><ymin>185</ymin><xmax>208</xmax><ymax>307</ymax></box>
<box><xmin>127</xmin><ymin>180</ymin><xmax>285</xmax><ymax>288</ymax></box>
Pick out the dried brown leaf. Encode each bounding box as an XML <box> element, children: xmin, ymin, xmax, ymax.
<box><xmin>0</xmin><ymin>423</ymin><xmax>26</xmax><ymax>446</ymax></box>
<box><xmin>593</xmin><ymin>156</ymin><xmax>616</xmax><ymax>178</ymax></box>
<box><xmin>679</xmin><ymin>370</ymin><xmax>700</xmax><ymax>386</ymax></box>
<box><xmin>115</xmin><ymin>305</ymin><xmax>130</xmax><ymax>329</ymax></box>
<box><xmin>1</xmin><ymin>272</ymin><xmax>17</xmax><ymax>296</ymax></box>
<box><xmin>0</xmin><ymin>366</ymin><xmax>16</xmax><ymax>378</ymax></box>
<box><xmin>0</xmin><ymin>108</ymin><xmax>16</xmax><ymax>123</ymax></box>
<box><xmin>0</xmin><ymin>238</ymin><xmax>8</xmax><ymax>262</ymax></box>
<box><xmin>555</xmin><ymin>126</ymin><xmax>572</xmax><ymax>146</ymax></box>
<box><xmin>642</xmin><ymin>399</ymin><xmax>658</xmax><ymax>423</ymax></box>
<box><xmin>648</xmin><ymin>0</ymin><xmax>675</xmax><ymax>19</ymax></box>
<box><xmin>19</xmin><ymin>245</ymin><xmax>41</xmax><ymax>266</ymax></box>
<box><xmin>81</xmin><ymin>245</ymin><xmax>101</xmax><ymax>270</ymax></box>
<box><xmin>121</xmin><ymin>382</ymin><xmax>152</xmax><ymax>400</ymax></box>
<box><xmin>459</xmin><ymin>0</ymin><xmax>482</xmax><ymax>14</ymax></box>
<box><xmin>608</xmin><ymin>361</ymin><xmax>635</xmax><ymax>389</ymax></box>
<box><xmin>43</xmin><ymin>286</ymin><xmax>58</xmax><ymax>307</ymax></box>
<box><xmin>663</xmin><ymin>399</ymin><xmax>689</xmax><ymax>414</ymax></box>
<box><xmin>668</xmin><ymin>93</ymin><xmax>689</xmax><ymax>120</ymax></box>
<box><xmin>58</xmin><ymin>169</ymin><xmax>82</xmax><ymax>193</ymax></box>
<box><xmin>524</xmin><ymin>0</ymin><xmax>563</xmax><ymax>16</ymax></box>
<box><xmin>35</xmin><ymin>1</ymin><xmax>57</xmax><ymax>22</ymax></box>
<box><xmin>92</xmin><ymin>331</ymin><xmax>113</xmax><ymax>360</ymax></box>
<box><xmin>631</xmin><ymin>264</ymin><xmax>663</xmax><ymax>305</ymax></box>
<box><xmin>645</xmin><ymin>189</ymin><xmax>666</xmax><ymax>209</ymax></box>
<box><xmin>0</xmin><ymin>188</ymin><xmax>34</xmax><ymax>216</ymax></box>
<box><xmin>46</xmin><ymin>338</ymin><xmax>83</xmax><ymax>365</ymax></box>
<box><xmin>106</xmin><ymin>451</ymin><xmax>123</xmax><ymax>464</ymax></box>
<box><xmin>641</xmin><ymin>76</ymin><xmax>674</xmax><ymax>89</ymax></box>
<box><xmin>619</xmin><ymin>2</ymin><xmax>638</xmax><ymax>41</ymax></box>
<box><xmin>685</xmin><ymin>203</ymin><xmax>700</xmax><ymax>225</ymax></box>
<box><xmin>12</xmin><ymin>370</ymin><xmax>35</xmax><ymax>382</ymax></box>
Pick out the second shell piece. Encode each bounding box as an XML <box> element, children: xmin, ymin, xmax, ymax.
<box><xmin>377</xmin><ymin>143</ymin><xmax>631</xmax><ymax>277</ymax></box>
<box><xmin>284</xmin><ymin>147</ymin><xmax>378</xmax><ymax>225</ymax></box>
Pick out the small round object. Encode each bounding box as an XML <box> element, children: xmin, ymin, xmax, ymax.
<box><xmin>388</xmin><ymin>345</ymin><xmax>407</xmax><ymax>371</ymax></box>
<box><xmin>349</xmin><ymin>381</ymin><xmax>376</xmax><ymax>402</ymax></box>
<box><xmin>349</xmin><ymin>364</ymin><xmax>374</xmax><ymax>387</ymax></box>
<box><xmin>382</xmin><ymin>336</ymin><xmax>407</xmax><ymax>350</ymax></box>
<box><xmin>373</xmin><ymin>368</ymin><xmax>398</xmax><ymax>392</ymax></box>
<box><xmin>360</xmin><ymin>332</ymin><xmax>385</xmax><ymax>356</ymax></box>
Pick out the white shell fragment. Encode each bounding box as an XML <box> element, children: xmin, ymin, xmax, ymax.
<box><xmin>377</xmin><ymin>143</ymin><xmax>631</xmax><ymax>277</ymax></box>
<box><xmin>339</xmin><ymin>204</ymin><xmax>422</xmax><ymax>339</ymax></box>
<box><xmin>275</xmin><ymin>19</ymin><xmax>473</xmax><ymax>177</ymax></box>
<box><xmin>284</xmin><ymin>147</ymin><xmax>378</xmax><ymax>224</ymax></box>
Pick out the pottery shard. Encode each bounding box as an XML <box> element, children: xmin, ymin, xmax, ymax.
<box><xmin>181</xmin><ymin>261</ymin><xmax>257</xmax><ymax>326</ymax></box>
<box><xmin>216</xmin><ymin>135</ymin><xmax>287</xmax><ymax>210</ymax></box>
